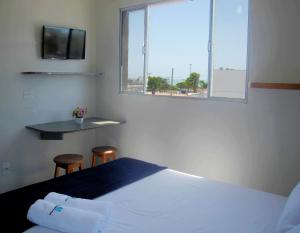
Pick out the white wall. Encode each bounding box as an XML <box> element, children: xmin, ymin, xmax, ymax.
<box><xmin>250</xmin><ymin>0</ymin><xmax>300</xmax><ymax>83</ymax></box>
<box><xmin>95</xmin><ymin>0</ymin><xmax>300</xmax><ymax>196</ymax></box>
<box><xmin>0</xmin><ymin>0</ymin><xmax>99</xmax><ymax>193</ymax></box>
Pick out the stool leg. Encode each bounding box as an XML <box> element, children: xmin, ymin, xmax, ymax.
<box><xmin>54</xmin><ymin>165</ymin><xmax>60</xmax><ymax>178</ymax></box>
<box><xmin>112</xmin><ymin>152</ymin><xmax>116</xmax><ymax>161</ymax></box>
<box><xmin>79</xmin><ymin>162</ymin><xmax>84</xmax><ymax>171</ymax></box>
<box><xmin>92</xmin><ymin>153</ymin><xmax>97</xmax><ymax>167</ymax></box>
<box><xmin>66</xmin><ymin>166</ymin><xmax>73</xmax><ymax>175</ymax></box>
<box><xmin>101</xmin><ymin>154</ymin><xmax>106</xmax><ymax>164</ymax></box>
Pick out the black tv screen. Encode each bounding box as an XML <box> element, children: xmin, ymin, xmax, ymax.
<box><xmin>42</xmin><ymin>26</ymin><xmax>86</xmax><ymax>60</ymax></box>
<box><xmin>68</xmin><ymin>29</ymin><xmax>86</xmax><ymax>59</ymax></box>
<box><xmin>42</xmin><ymin>26</ymin><xmax>70</xmax><ymax>59</ymax></box>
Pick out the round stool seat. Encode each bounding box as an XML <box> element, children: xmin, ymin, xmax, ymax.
<box><xmin>53</xmin><ymin>154</ymin><xmax>84</xmax><ymax>178</ymax></box>
<box><xmin>92</xmin><ymin>146</ymin><xmax>117</xmax><ymax>154</ymax></box>
<box><xmin>54</xmin><ymin>154</ymin><xmax>84</xmax><ymax>165</ymax></box>
<box><xmin>91</xmin><ymin>146</ymin><xmax>117</xmax><ymax>167</ymax></box>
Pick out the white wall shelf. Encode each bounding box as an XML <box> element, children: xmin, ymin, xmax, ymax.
<box><xmin>21</xmin><ymin>71</ymin><xmax>103</xmax><ymax>78</ymax></box>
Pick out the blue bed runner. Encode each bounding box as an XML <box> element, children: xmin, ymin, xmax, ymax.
<box><xmin>0</xmin><ymin>157</ymin><xmax>167</xmax><ymax>232</ymax></box>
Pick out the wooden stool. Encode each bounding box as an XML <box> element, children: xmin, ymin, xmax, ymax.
<box><xmin>91</xmin><ymin>146</ymin><xmax>117</xmax><ymax>167</ymax></box>
<box><xmin>53</xmin><ymin>154</ymin><xmax>84</xmax><ymax>178</ymax></box>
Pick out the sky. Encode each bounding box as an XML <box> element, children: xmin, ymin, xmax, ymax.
<box><xmin>127</xmin><ymin>0</ymin><xmax>248</xmax><ymax>83</ymax></box>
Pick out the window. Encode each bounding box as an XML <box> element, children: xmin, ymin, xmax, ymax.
<box><xmin>120</xmin><ymin>0</ymin><xmax>249</xmax><ymax>100</ymax></box>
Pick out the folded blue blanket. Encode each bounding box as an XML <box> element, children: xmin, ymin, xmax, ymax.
<box><xmin>0</xmin><ymin>157</ymin><xmax>167</xmax><ymax>232</ymax></box>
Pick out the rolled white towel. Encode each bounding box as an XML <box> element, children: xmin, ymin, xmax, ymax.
<box><xmin>27</xmin><ymin>199</ymin><xmax>106</xmax><ymax>233</ymax></box>
<box><xmin>45</xmin><ymin>192</ymin><xmax>70</xmax><ymax>203</ymax></box>
<box><xmin>45</xmin><ymin>192</ymin><xmax>110</xmax><ymax>216</ymax></box>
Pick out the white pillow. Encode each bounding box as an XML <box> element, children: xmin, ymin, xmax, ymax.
<box><xmin>276</xmin><ymin>181</ymin><xmax>300</xmax><ymax>233</ymax></box>
<box><xmin>287</xmin><ymin>225</ymin><xmax>300</xmax><ymax>233</ymax></box>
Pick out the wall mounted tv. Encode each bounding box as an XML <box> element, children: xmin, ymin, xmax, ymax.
<box><xmin>42</xmin><ymin>26</ymin><xmax>86</xmax><ymax>60</ymax></box>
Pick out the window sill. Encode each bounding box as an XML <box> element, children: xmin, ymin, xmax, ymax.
<box><xmin>119</xmin><ymin>91</ymin><xmax>247</xmax><ymax>103</ymax></box>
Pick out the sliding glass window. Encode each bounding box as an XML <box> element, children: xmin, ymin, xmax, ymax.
<box><xmin>120</xmin><ymin>0</ymin><xmax>249</xmax><ymax>100</ymax></box>
<box><xmin>211</xmin><ymin>0</ymin><xmax>249</xmax><ymax>99</ymax></box>
<box><xmin>121</xmin><ymin>8</ymin><xmax>146</xmax><ymax>93</ymax></box>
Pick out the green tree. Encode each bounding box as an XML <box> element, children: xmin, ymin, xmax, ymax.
<box><xmin>185</xmin><ymin>72</ymin><xmax>200</xmax><ymax>93</ymax></box>
<box><xmin>176</xmin><ymin>81</ymin><xmax>188</xmax><ymax>90</ymax></box>
<box><xmin>147</xmin><ymin>76</ymin><xmax>169</xmax><ymax>95</ymax></box>
<box><xmin>147</xmin><ymin>77</ymin><xmax>160</xmax><ymax>94</ymax></box>
<box><xmin>199</xmin><ymin>80</ymin><xmax>208</xmax><ymax>89</ymax></box>
<box><xmin>169</xmin><ymin>85</ymin><xmax>179</xmax><ymax>91</ymax></box>
<box><xmin>158</xmin><ymin>78</ymin><xmax>170</xmax><ymax>92</ymax></box>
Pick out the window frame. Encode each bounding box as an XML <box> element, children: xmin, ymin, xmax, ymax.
<box><xmin>119</xmin><ymin>0</ymin><xmax>250</xmax><ymax>103</ymax></box>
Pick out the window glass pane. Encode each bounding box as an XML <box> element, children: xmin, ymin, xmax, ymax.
<box><xmin>211</xmin><ymin>0</ymin><xmax>248</xmax><ymax>99</ymax></box>
<box><xmin>146</xmin><ymin>0</ymin><xmax>210</xmax><ymax>97</ymax></box>
<box><xmin>121</xmin><ymin>9</ymin><xmax>145</xmax><ymax>93</ymax></box>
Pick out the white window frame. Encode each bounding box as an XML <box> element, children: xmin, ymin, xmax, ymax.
<box><xmin>119</xmin><ymin>0</ymin><xmax>250</xmax><ymax>103</ymax></box>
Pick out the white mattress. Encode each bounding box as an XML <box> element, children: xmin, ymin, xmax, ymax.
<box><xmin>24</xmin><ymin>169</ymin><xmax>287</xmax><ymax>233</ymax></box>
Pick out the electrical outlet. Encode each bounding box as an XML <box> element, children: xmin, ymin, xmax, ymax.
<box><xmin>23</xmin><ymin>90</ymin><xmax>34</xmax><ymax>99</ymax></box>
<box><xmin>2</xmin><ymin>162</ymin><xmax>11</xmax><ymax>175</ymax></box>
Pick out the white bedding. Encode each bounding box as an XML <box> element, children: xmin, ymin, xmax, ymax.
<box><xmin>24</xmin><ymin>169</ymin><xmax>287</xmax><ymax>233</ymax></box>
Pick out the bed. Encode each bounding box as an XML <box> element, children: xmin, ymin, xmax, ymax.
<box><xmin>0</xmin><ymin>158</ymin><xmax>288</xmax><ymax>233</ymax></box>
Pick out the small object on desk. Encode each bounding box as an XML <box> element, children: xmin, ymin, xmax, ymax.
<box><xmin>54</xmin><ymin>154</ymin><xmax>84</xmax><ymax>178</ymax></box>
<box><xmin>92</xmin><ymin>146</ymin><xmax>117</xmax><ymax>167</ymax></box>
<box><xmin>26</xmin><ymin>117</ymin><xmax>123</xmax><ymax>140</ymax></box>
<box><xmin>74</xmin><ymin>117</ymin><xmax>84</xmax><ymax>125</ymax></box>
<box><xmin>72</xmin><ymin>107</ymin><xmax>87</xmax><ymax>125</ymax></box>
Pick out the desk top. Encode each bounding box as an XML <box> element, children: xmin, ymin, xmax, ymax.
<box><xmin>26</xmin><ymin>117</ymin><xmax>123</xmax><ymax>139</ymax></box>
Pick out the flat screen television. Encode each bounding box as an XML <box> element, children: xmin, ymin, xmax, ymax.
<box><xmin>42</xmin><ymin>26</ymin><xmax>86</xmax><ymax>60</ymax></box>
<box><xmin>68</xmin><ymin>29</ymin><xmax>86</xmax><ymax>59</ymax></box>
<box><xmin>42</xmin><ymin>26</ymin><xmax>70</xmax><ymax>59</ymax></box>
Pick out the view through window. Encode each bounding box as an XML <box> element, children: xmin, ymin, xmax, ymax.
<box><xmin>211</xmin><ymin>0</ymin><xmax>249</xmax><ymax>99</ymax></box>
<box><xmin>120</xmin><ymin>0</ymin><xmax>248</xmax><ymax>100</ymax></box>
